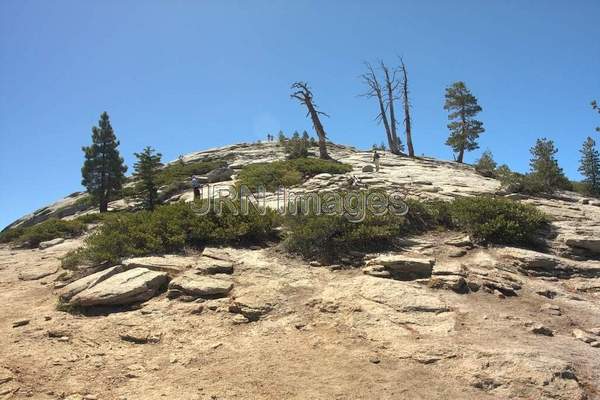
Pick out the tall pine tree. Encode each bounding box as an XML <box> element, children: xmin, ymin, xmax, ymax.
<box><xmin>81</xmin><ymin>112</ymin><xmax>127</xmax><ymax>212</ymax></box>
<box><xmin>529</xmin><ymin>138</ymin><xmax>570</xmax><ymax>192</ymax></box>
<box><xmin>444</xmin><ymin>82</ymin><xmax>485</xmax><ymax>163</ymax></box>
<box><xmin>578</xmin><ymin>137</ymin><xmax>600</xmax><ymax>196</ymax></box>
<box><xmin>134</xmin><ymin>146</ymin><xmax>163</xmax><ymax>210</ymax></box>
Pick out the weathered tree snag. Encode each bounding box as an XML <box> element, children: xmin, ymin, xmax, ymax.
<box><xmin>381</xmin><ymin>62</ymin><xmax>402</xmax><ymax>154</ymax></box>
<box><xmin>290</xmin><ymin>82</ymin><xmax>331</xmax><ymax>160</ymax></box>
<box><xmin>400</xmin><ymin>58</ymin><xmax>415</xmax><ymax>157</ymax></box>
<box><xmin>361</xmin><ymin>63</ymin><xmax>400</xmax><ymax>155</ymax></box>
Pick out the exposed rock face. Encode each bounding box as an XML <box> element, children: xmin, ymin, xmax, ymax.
<box><xmin>69</xmin><ymin>267</ymin><xmax>168</xmax><ymax>307</ymax></box>
<box><xmin>2</xmin><ymin>192</ymin><xmax>89</xmax><ymax>230</ymax></box>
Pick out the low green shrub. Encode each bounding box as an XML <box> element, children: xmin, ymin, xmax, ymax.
<box><xmin>237</xmin><ymin>158</ymin><xmax>352</xmax><ymax>191</ymax></box>
<box><xmin>287</xmin><ymin>158</ymin><xmax>353</xmax><ymax>176</ymax></box>
<box><xmin>403</xmin><ymin>199</ymin><xmax>453</xmax><ymax>231</ymax></box>
<box><xmin>73</xmin><ymin>213</ymin><xmax>106</xmax><ymax>225</ymax></box>
<box><xmin>283</xmin><ymin>194</ymin><xmax>450</xmax><ymax>261</ymax></box>
<box><xmin>284</xmin><ymin>212</ymin><xmax>405</xmax><ymax>261</ymax></box>
<box><xmin>64</xmin><ymin>202</ymin><xmax>281</xmax><ymax>266</ymax></box>
<box><xmin>156</xmin><ymin>158</ymin><xmax>228</xmax><ymax>187</ymax></box>
<box><xmin>0</xmin><ymin>219</ymin><xmax>86</xmax><ymax>247</ymax></box>
<box><xmin>449</xmin><ymin>196</ymin><xmax>547</xmax><ymax>245</ymax></box>
<box><xmin>496</xmin><ymin>164</ymin><xmax>572</xmax><ymax>195</ymax></box>
<box><xmin>0</xmin><ymin>227</ymin><xmax>25</xmax><ymax>244</ymax></box>
<box><xmin>237</xmin><ymin>162</ymin><xmax>303</xmax><ymax>191</ymax></box>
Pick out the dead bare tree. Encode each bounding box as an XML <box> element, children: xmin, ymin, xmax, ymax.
<box><xmin>290</xmin><ymin>82</ymin><xmax>331</xmax><ymax>159</ymax></box>
<box><xmin>381</xmin><ymin>61</ymin><xmax>403</xmax><ymax>154</ymax></box>
<box><xmin>399</xmin><ymin>58</ymin><xmax>415</xmax><ymax>157</ymax></box>
<box><xmin>361</xmin><ymin>62</ymin><xmax>402</xmax><ymax>155</ymax></box>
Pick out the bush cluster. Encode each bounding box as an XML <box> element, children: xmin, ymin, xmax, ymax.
<box><xmin>283</xmin><ymin>195</ymin><xmax>547</xmax><ymax>260</ymax></box>
<box><xmin>237</xmin><ymin>158</ymin><xmax>352</xmax><ymax>191</ymax></box>
<box><xmin>63</xmin><ymin>202</ymin><xmax>281</xmax><ymax>266</ymax></box>
<box><xmin>0</xmin><ymin>218</ymin><xmax>87</xmax><ymax>247</ymax></box>
<box><xmin>496</xmin><ymin>167</ymin><xmax>572</xmax><ymax>195</ymax></box>
<box><xmin>156</xmin><ymin>158</ymin><xmax>228</xmax><ymax>187</ymax></box>
<box><xmin>284</xmin><ymin>212</ymin><xmax>405</xmax><ymax>261</ymax></box>
<box><xmin>449</xmin><ymin>196</ymin><xmax>547</xmax><ymax>245</ymax></box>
<box><xmin>283</xmin><ymin>196</ymin><xmax>451</xmax><ymax>261</ymax></box>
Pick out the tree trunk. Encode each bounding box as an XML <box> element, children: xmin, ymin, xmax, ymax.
<box><xmin>457</xmin><ymin>110</ymin><xmax>466</xmax><ymax>163</ymax></box>
<box><xmin>305</xmin><ymin>101</ymin><xmax>330</xmax><ymax>159</ymax></box>
<box><xmin>376</xmin><ymin>95</ymin><xmax>395</xmax><ymax>154</ymax></box>
<box><xmin>99</xmin><ymin>195</ymin><xmax>108</xmax><ymax>213</ymax></box>
<box><xmin>400</xmin><ymin>59</ymin><xmax>415</xmax><ymax>157</ymax></box>
<box><xmin>457</xmin><ymin>147</ymin><xmax>465</xmax><ymax>163</ymax></box>
<box><xmin>382</xmin><ymin>63</ymin><xmax>401</xmax><ymax>155</ymax></box>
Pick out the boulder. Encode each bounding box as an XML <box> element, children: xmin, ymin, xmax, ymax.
<box><xmin>366</xmin><ymin>255</ymin><xmax>434</xmax><ymax>281</ymax></box>
<box><xmin>206</xmin><ymin>167</ymin><xmax>234</xmax><ymax>183</ymax></box>
<box><xmin>564</xmin><ymin>236</ymin><xmax>600</xmax><ymax>255</ymax></box>
<box><xmin>119</xmin><ymin>328</ymin><xmax>161</xmax><ymax>344</ymax></box>
<box><xmin>202</xmin><ymin>247</ymin><xmax>232</xmax><ymax>261</ymax></box>
<box><xmin>428</xmin><ymin>276</ymin><xmax>468</xmax><ymax>294</ymax></box>
<box><xmin>59</xmin><ymin>265</ymin><xmax>127</xmax><ymax>302</ymax></box>
<box><xmin>168</xmin><ymin>273</ymin><xmax>233</xmax><ymax>299</ymax></box>
<box><xmin>530</xmin><ymin>324</ymin><xmax>554</xmax><ymax>336</ymax></box>
<box><xmin>195</xmin><ymin>257</ymin><xmax>234</xmax><ymax>275</ymax></box>
<box><xmin>572</xmin><ymin>329</ymin><xmax>595</xmax><ymax>344</ymax></box>
<box><xmin>69</xmin><ymin>268</ymin><xmax>168</xmax><ymax>307</ymax></box>
<box><xmin>361</xmin><ymin>165</ymin><xmax>374</xmax><ymax>173</ymax></box>
<box><xmin>39</xmin><ymin>238</ymin><xmax>65</xmax><ymax>249</ymax></box>
<box><xmin>363</xmin><ymin>265</ymin><xmax>392</xmax><ymax>279</ymax></box>
<box><xmin>229</xmin><ymin>294</ymin><xmax>275</xmax><ymax>321</ymax></box>
<box><xmin>445</xmin><ymin>235</ymin><xmax>472</xmax><ymax>247</ymax></box>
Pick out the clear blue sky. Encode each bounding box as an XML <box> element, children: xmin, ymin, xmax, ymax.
<box><xmin>1</xmin><ymin>0</ymin><xmax>599</xmax><ymax>229</ymax></box>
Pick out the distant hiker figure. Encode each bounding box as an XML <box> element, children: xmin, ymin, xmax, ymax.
<box><xmin>191</xmin><ymin>175</ymin><xmax>201</xmax><ymax>200</ymax></box>
<box><xmin>372</xmin><ymin>150</ymin><xmax>381</xmax><ymax>172</ymax></box>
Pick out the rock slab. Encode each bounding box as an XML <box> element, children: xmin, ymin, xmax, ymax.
<box><xmin>70</xmin><ymin>267</ymin><xmax>168</xmax><ymax>307</ymax></box>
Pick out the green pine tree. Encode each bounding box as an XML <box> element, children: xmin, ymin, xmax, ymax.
<box><xmin>286</xmin><ymin>131</ymin><xmax>309</xmax><ymax>159</ymax></box>
<box><xmin>81</xmin><ymin>112</ymin><xmax>127</xmax><ymax>212</ymax></box>
<box><xmin>578</xmin><ymin>136</ymin><xmax>600</xmax><ymax>196</ymax></box>
<box><xmin>134</xmin><ymin>146</ymin><xmax>163</xmax><ymax>210</ymax></box>
<box><xmin>301</xmin><ymin>130</ymin><xmax>310</xmax><ymax>148</ymax></box>
<box><xmin>528</xmin><ymin>138</ymin><xmax>571</xmax><ymax>192</ymax></box>
<box><xmin>474</xmin><ymin>150</ymin><xmax>497</xmax><ymax>177</ymax></box>
<box><xmin>444</xmin><ymin>82</ymin><xmax>485</xmax><ymax>163</ymax></box>
<box><xmin>277</xmin><ymin>130</ymin><xmax>287</xmax><ymax>145</ymax></box>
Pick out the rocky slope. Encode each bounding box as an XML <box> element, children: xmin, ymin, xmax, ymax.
<box><xmin>1</xmin><ymin>142</ymin><xmax>600</xmax><ymax>400</ymax></box>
